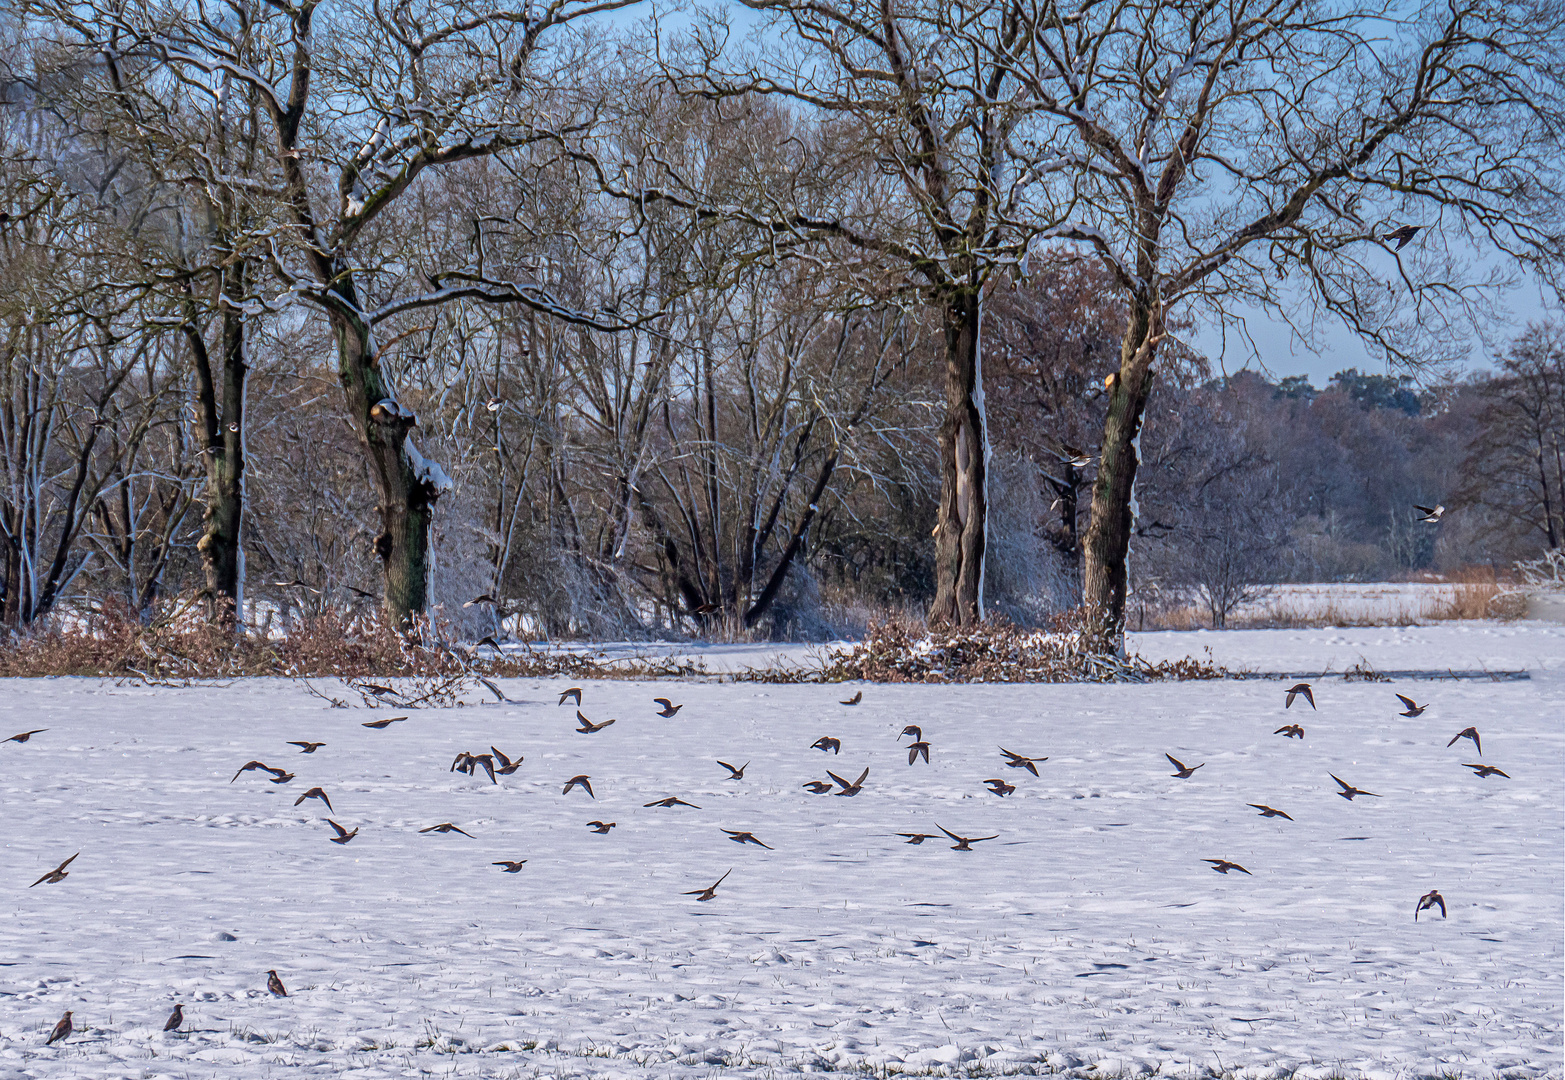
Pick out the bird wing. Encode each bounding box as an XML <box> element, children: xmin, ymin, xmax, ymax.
<box><xmin>935</xmin><ymin>823</ymin><xmax>964</xmax><ymax>843</ymax></box>
<box><xmin>1414</xmin><ymin>504</ymin><xmax>1436</xmax><ymax>515</ymax></box>
<box><xmin>1165</xmin><ymin>753</ymin><xmax>1185</xmax><ymax>769</ymax></box>
<box><xmin>825</xmin><ymin>770</ymin><xmax>851</xmax><ymax>790</ymax></box>
<box><xmin>1396</xmin><ymin>694</ymin><xmax>1416</xmax><ymax>710</ymax></box>
<box><xmin>653</xmin><ymin>698</ymin><xmax>673</xmax><ymax>708</ymax></box>
<box><xmin>326</xmin><ymin>819</ymin><xmax>350</xmax><ymax>837</ymax></box>
<box><xmin>712</xmin><ymin>868</ymin><xmax>732</xmax><ymax>888</ymax></box>
<box><xmin>491</xmin><ymin>747</ymin><xmax>512</xmax><ymax>768</ymax></box>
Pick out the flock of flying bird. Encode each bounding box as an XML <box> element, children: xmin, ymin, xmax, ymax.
<box><xmin>8</xmin><ymin>663</ymin><xmax>1505</xmax><ymax>1045</ymax></box>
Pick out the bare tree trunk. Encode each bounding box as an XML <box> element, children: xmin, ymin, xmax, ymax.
<box><xmin>928</xmin><ymin>289</ymin><xmax>988</xmax><ymax>627</ymax></box>
<box><xmin>328</xmin><ymin>291</ymin><xmax>447</xmax><ymax>630</ymax></box>
<box><xmin>186</xmin><ymin>264</ymin><xmax>248</xmax><ymax>627</ymax></box>
<box><xmin>1083</xmin><ymin>302</ymin><xmax>1160</xmax><ymax>647</ymax></box>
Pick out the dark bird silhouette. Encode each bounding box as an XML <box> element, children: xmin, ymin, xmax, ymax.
<box><xmin>474</xmin><ymin>635</ymin><xmax>502</xmax><ymax>651</ymax></box>
<box><xmin>1331</xmin><ymin>774</ymin><xmax>1380</xmax><ymax>800</ymax></box>
<box><xmin>1395</xmin><ymin>694</ymin><xmax>1427</xmax><ymax>718</ymax></box>
<box><xmin>983</xmin><ymin>777</ymin><xmax>1016</xmax><ymax>796</ymax></box>
<box><xmin>493</xmin><ymin>860</ymin><xmax>528</xmax><ymax>872</ymax></box>
<box><xmin>420</xmin><ymin>823</ymin><xmax>474</xmax><ymax>837</ymax></box>
<box><xmin>361</xmin><ymin>716</ymin><xmax>407</xmax><ymax>729</ymax></box>
<box><xmin>802</xmin><ymin>780</ymin><xmax>834</xmax><ymax>794</ymax></box>
<box><xmin>840</xmin><ymin>691</ymin><xmax>862</xmax><ymax>705</ymax></box>
<box><xmin>1274</xmin><ymin>724</ymin><xmax>1305</xmax><ymax>739</ymax></box>
<box><xmin>45</xmin><ymin>1010</ymin><xmax>72</xmax><ymax>1045</ymax></box>
<box><xmin>1460</xmin><ymin>762</ymin><xmax>1508</xmax><ymax>780</ymax></box>
<box><xmin>683</xmin><ymin>869</ymin><xmax>732</xmax><ymax>901</ymax></box>
<box><xmin>562</xmin><ymin>775</ymin><xmax>594</xmax><ymax>797</ymax></box>
<box><xmin>1204</xmin><ymin>859</ymin><xmax>1252</xmax><ymax>875</ymax></box>
<box><xmin>464</xmin><ymin>594</ymin><xmax>498</xmax><ymax>607</ymax></box>
<box><xmin>287</xmin><ymin>741</ymin><xmax>325</xmax><ymax>753</ymax></box>
<box><xmin>1416</xmin><ymin>889</ymin><xmax>1446</xmax><ymax>920</ymax></box>
<box><xmin>936</xmin><ymin>824</ymin><xmax>998</xmax><ymax>851</ymax></box>
<box><xmin>827</xmin><ymin>767</ymin><xmax>869</xmax><ymax>796</ymax></box>
<box><xmin>326</xmin><ymin>819</ymin><xmax>358</xmax><ymax>844</ymax></box>
<box><xmin>900</xmin><ymin>725</ymin><xmax>922</xmax><ymax>741</ymax></box>
<box><xmin>717</xmin><ymin>760</ymin><xmax>748</xmax><ymax>779</ymax></box>
<box><xmin>722</xmin><ymin>828</ymin><xmax>772</xmax><ymax>849</ymax></box>
<box><xmin>1249</xmin><ymin>803</ymin><xmax>1293</xmax><ymax>820</ymax></box>
<box><xmin>1285</xmin><ymin>683</ymin><xmax>1315</xmax><ymax>710</ymax></box>
<box><xmin>267</xmin><ymin>771</ymin><xmax>295</xmax><ymax>784</ymax></box>
<box><xmin>163</xmin><ymin>1003</ymin><xmax>183</xmax><ymax>1032</ymax></box>
<box><xmin>267</xmin><ymin>970</ymin><xmax>287</xmax><ymax>997</ymax></box>
<box><xmin>469</xmin><ymin>754</ymin><xmax>497</xmax><ymax>783</ymax></box>
<box><xmin>653</xmin><ymin>698</ymin><xmax>683</xmax><ymax>717</ymax></box>
<box><xmin>644</xmin><ymin>796</ymin><xmax>701</xmax><ymax>809</ymax></box>
<box><xmin>999</xmin><ymin>748</ymin><xmax>1045</xmax><ymax>775</ymax></box>
<box><xmin>907</xmin><ymin>741</ymin><xmax>931</xmax><ymax>765</ymax></box>
<box><xmin>231</xmin><ymin>760</ymin><xmax>285</xmax><ymax>783</ymax></box>
<box><xmin>491</xmin><ymin>746</ymin><xmax>523</xmax><ymax>775</ymax></box>
<box><xmin>1447</xmin><ymin>727</ymin><xmax>1481</xmax><ymax>755</ymax></box>
<box><xmin>6</xmin><ymin>729</ymin><xmax>46</xmax><ymax>743</ymax></box>
<box><xmin>811</xmin><ymin>736</ymin><xmax>841</xmax><ymax>754</ymax></box>
<box><xmin>586</xmin><ymin>820</ymin><xmax>616</xmax><ymax>833</ymax></box>
<box><xmin>359</xmin><ymin>683</ymin><xmax>397</xmax><ymax>698</ymax></box>
<box><xmin>898</xmin><ymin>833</ymin><xmax>937</xmax><ymax>844</ymax></box>
<box><xmin>451</xmin><ymin>751</ymin><xmax>475</xmax><ymax>774</ymax></box>
<box><xmin>559</xmin><ymin>687</ymin><xmax>583</xmax><ymax>707</ymax></box>
<box><xmin>29</xmin><ymin>853</ymin><xmax>78</xmax><ymax>887</ymax></box>
<box><xmin>1166</xmin><ymin>753</ymin><xmax>1204</xmax><ymax>778</ymax></box>
<box><xmin>294</xmin><ymin>787</ymin><xmax>333</xmax><ymax>812</ymax></box>
<box><xmin>1413</xmin><ymin>503</ymin><xmax>1445</xmax><ymax>523</ymax></box>
<box><xmin>1383</xmin><ymin>224</ymin><xmax>1423</xmax><ymax>249</ymax></box>
<box><xmin>575</xmin><ymin>711</ymin><xmax>616</xmax><ymax>734</ymax></box>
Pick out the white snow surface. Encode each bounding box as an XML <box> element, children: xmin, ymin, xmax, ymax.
<box><xmin>1</xmin><ymin>626</ymin><xmax>1561</xmax><ymax>1079</ymax></box>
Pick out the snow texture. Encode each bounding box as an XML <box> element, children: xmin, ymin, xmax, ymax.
<box><xmin>1</xmin><ymin>625</ymin><xmax>1560</xmax><ymax>1078</ymax></box>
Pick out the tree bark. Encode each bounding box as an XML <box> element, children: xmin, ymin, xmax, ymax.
<box><xmin>327</xmin><ymin>283</ymin><xmax>448</xmax><ymax>630</ymax></box>
<box><xmin>186</xmin><ymin>264</ymin><xmax>248</xmax><ymax>628</ymax></box>
<box><xmin>928</xmin><ymin>288</ymin><xmax>988</xmax><ymax>627</ymax></box>
<box><xmin>1082</xmin><ymin>302</ymin><xmax>1161</xmax><ymax>648</ymax></box>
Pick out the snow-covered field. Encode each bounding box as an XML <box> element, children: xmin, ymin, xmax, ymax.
<box><xmin>2</xmin><ymin>625</ymin><xmax>1561</xmax><ymax>1079</ymax></box>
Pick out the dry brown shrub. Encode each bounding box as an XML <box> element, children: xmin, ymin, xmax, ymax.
<box><xmin>1427</xmin><ymin>566</ymin><xmax>1526</xmax><ymax>622</ymax></box>
<box><xmin>813</xmin><ymin>612</ymin><xmax>1227</xmax><ymax>684</ymax></box>
<box><xmin>0</xmin><ymin>600</ymin><xmax>707</xmax><ymax>682</ymax></box>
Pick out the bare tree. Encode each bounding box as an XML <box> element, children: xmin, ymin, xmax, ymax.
<box><xmin>1458</xmin><ymin>324</ymin><xmax>1565</xmax><ymax>551</ymax></box>
<box><xmin>32</xmin><ymin>0</ymin><xmax>649</xmax><ymax>629</ymax></box>
<box><xmin>950</xmin><ymin>0</ymin><xmax>1565</xmax><ymax>645</ymax></box>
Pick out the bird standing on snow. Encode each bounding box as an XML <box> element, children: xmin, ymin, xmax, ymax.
<box><xmin>267</xmin><ymin>970</ymin><xmax>287</xmax><ymax>997</ymax></box>
<box><xmin>164</xmin><ymin>1003</ymin><xmax>184</xmax><ymax>1032</ymax></box>
<box><xmin>1416</xmin><ymin>889</ymin><xmax>1446</xmax><ymax>920</ymax></box>
<box><xmin>45</xmin><ymin>1010</ymin><xmax>73</xmax><ymax>1044</ymax></box>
